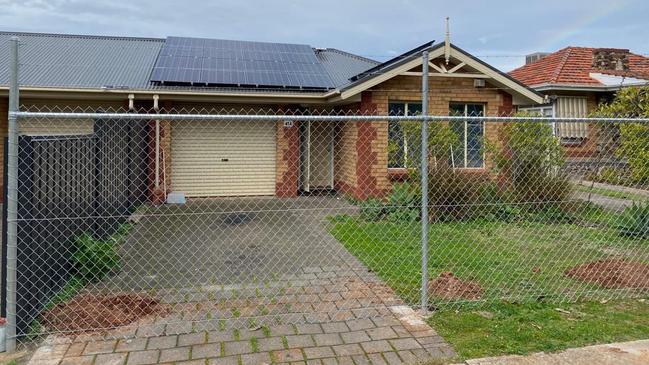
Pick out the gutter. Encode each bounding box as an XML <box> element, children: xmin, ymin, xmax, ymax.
<box><xmin>531</xmin><ymin>83</ymin><xmax>649</xmax><ymax>93</ymax></box>
<box><xmin>0</xmin><ymin>86</ymin><xmax>339</xmax><ymax>101</ymax></box>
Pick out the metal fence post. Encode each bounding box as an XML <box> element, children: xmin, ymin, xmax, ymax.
<box><xmin>420</xmin><ymin>50</ymin><xmax>429</xmax><ymax>313</ymax></box>
<box><xmin>5</xmin><ymin>36</ymin><xmax>19</xmax><ymax>353</ymax></box>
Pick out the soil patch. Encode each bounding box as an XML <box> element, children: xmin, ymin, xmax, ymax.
<box><xmin>428</xmin><ymin>272</ymin><xmax>483</xmax><ymax>300</ymax></box>
<box><xmin>565</xmin><ymin>258</ymin><xmax>649</xmax><ymax>289</ymax></box>
<box><xmin>41</xmin><ymin>293</ymin><xmax>167</xmax><ymax>334</ymax></box>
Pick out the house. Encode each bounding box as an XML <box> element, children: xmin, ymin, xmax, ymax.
<box><xmin>0</xmin><ymin>31</ymin><xmax>543</xmax><ymax>202</ymax></box>
<box><xmin>509</xmin><ymin>47</ymin><xmax>649</xmax><ymax>158</ymax></box>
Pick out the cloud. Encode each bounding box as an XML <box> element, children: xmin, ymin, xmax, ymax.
<box><xmin>0</xmin><ymin>0</ymin><xmax>647</xmax><ymax>70</ymax></box>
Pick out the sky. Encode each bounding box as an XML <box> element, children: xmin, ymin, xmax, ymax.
<box><xmin>0</xmin><ymin>0</ymin><xmax>648</xmax><ymax>71</ymax></box>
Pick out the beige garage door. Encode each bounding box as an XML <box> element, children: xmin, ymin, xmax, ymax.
<box><xmin>171</xmin><ymin>120</ymin><xmax>276</xmax><ymax>197</ymax></box>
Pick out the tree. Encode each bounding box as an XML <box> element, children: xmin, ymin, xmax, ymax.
<box><xmin>592</xmin><ymin>86</ymin><xmax>649</xmax><ymax>184</ymax></box>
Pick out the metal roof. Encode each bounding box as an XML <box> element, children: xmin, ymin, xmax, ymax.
<box><xmin>0</xmin><ymin>32</ymin><xmax>164</xmax><ymax>89</ymax></box>
<box><xmin>315</xmin><ymin>49</ymin><xmax>380</xmax><ymax>88</ymax></box>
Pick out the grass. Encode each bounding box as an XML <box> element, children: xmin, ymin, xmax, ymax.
<box><xmin>329</xmin><ymin>206</ymin><xmax>647</xmax><ymax>306</ymax></box>
<box><xmin>428</xmin><ymin>299</ymin><xmax>649</xmax><ymax>359</ymax></box>
<box><xmin>329</xmin><ymin>204</ymin><xmax>649</xmax><ymax>359</ymax></box>
<box><xmin>575</xmin><ymin>184</ymin><xmax>649</xmax><ymax>202</ymax></box>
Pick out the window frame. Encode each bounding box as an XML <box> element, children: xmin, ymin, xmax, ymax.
<box><xmin>449</xmin><ymin>102</ymin><xmax>486</xmax><ymax>169</ymax></box>
<box><xmin>387</xmin><ymin>101</ymin><xmax>423</xmax><ymax>169</ymax></box>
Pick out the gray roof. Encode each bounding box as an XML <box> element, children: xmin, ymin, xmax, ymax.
<box><xmin>0</xmin><ymin>32</ymin><xmax>163</xmax><ymax>89</ymax></box>
<box><xmin>315</xmin><ymin>49</ymin><xmax>379</xmax><ymax>88</ymax></box>
<box><xmin>0</xmin><ymin>31</ymin><xmax>378</xmax><ymax>92</ymax></box>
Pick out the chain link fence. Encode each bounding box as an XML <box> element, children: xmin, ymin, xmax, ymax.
<box><xmin>4</xmin><ymin>106</ymin><xmax>649</xmax><ymax>342</ymax></box>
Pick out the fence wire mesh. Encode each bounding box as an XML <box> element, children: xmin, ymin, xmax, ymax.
<box><xmin>7</xmin><ymin>106</ymin><xmax>649</xmax><ymax>340</ymax></box>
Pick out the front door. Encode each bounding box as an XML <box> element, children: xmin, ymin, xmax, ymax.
<box><xmin>300</xmin><ymin>121</ymin><xmax>333</xmax><ymax>192</ymax></box>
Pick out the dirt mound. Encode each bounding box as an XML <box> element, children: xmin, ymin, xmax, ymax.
<box><xmin>41</xmin><ymin>293</ymin><xmax>167</xmax><ymax>333</ymax></box>
<box><xmin>565</xmin><ymin>258</ymin><xmax>649</xmax><ymax>289</ymax></box>
<box><xmin>428</xmin><ymin>272</ymin><xmax>483</xmax><ymax>300</ymax></box>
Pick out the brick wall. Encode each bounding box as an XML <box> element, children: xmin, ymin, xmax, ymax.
<box><xmin>350</xmin><ymin>75</ymin><xmax>515</xmax><ymax>198</ymax></box>
<box><xmin>276</xmin><ymin>120</ymin><xmax>300</xmax><ymax>197</ymax></box>
<box><xmin>149</xmin><ymin>100</ymin><xmax>173</xmax><ymax>204</ymax></box>
<box><xmin>333</xmin><ymin>120</ymin><xmax>358</xmax><ymax>195</ymax></box>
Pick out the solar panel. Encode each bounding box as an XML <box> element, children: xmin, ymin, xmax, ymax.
<box><xmin>150</xmin><ymin>36</ymin><xmax>334</xmax><ymax>89</ymax></box>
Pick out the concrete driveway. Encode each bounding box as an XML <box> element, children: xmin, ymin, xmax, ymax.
<box><xmin>106</xmin><ymin>195</ymin><xmax>364</xmax><ymax>289</ymax></box>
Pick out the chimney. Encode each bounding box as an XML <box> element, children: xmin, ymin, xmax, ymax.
<box><xmin>592</xmin><ymin>48</ymin><xmax>630</xmax><ymax>71</ymax></box>
<box><xmin>526</xmin><ymin>52</ymin><xmax>550</xmax><ymax>65</ymax></box>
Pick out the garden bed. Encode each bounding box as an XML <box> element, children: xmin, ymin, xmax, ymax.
<box><xmin>41</xmin><ymin>293</ymin><xmax>166</xmax><ymax>334</ymax></box>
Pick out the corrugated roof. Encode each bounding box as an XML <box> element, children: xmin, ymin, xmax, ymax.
<box><xmin>509</xmin><ymin>47</ymin><xmax>649</xmax><ymax>88</ymax></box>
<box><xmin>315</xmin><ymin>48</ymin><xmax>379</xmax><ymax>88</ymax></box>
<box><xmin>0</xmin><ymin>31</ymin><xmax>163</xmax><ymax>89</ymax></box>
<box><xmin>0</xmin><ymin>31</ymin><xmax>379</xmax><ymax>93</ymax></box>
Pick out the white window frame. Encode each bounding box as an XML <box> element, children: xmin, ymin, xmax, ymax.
<box><xmin>519</xmin><ymin>104</ymin><xmax>556</xmax><ymax>135</ymax></box>
<box><xmin>449</xmin><ymin>103</ymin><xmax>486</xmax><ymax>169</ymax></box>
<box><xmin>388</xmin><ymin>101</ymin><xmax>422</xmax><ymax>169</ymax></box>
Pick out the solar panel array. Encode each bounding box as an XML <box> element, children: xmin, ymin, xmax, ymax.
<box><xmin>150</xmin><ymin>37</ymin><xmax>334</xmax><ymax>89</ymax></box>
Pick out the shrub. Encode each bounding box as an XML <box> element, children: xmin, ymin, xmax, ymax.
<box><xmin>358</xmin><ymin>198</ymin><xmax>386</xmax><ymax>222</ymax></box>
<box><xmin>592</xmin><ymin>86</ymin><xmax>649</xmax><ymax>184</ymax></box>
<box><xmin>385</xmin><ymin>182</ymin><xmax>421</xmax><ymax>222</ymax></box>
<box><xmin>490</xmin><ymin>114</ymin><xmax>571</xmax><ymax>208</ymax></box>
<box><xmin>427</xmin><ymin>165</ymin><xmax>492</xmax><ymax>222</ymax></box>
<box><xmin>617</xmin><ymin>123</ymin><xmax>649</xmax><ymax>184</ymax></box>
<box><xmin>618</xmin><ymin>202</ymin><xmax>649</xmax><ymax>238</ymax></box>
<box><xmin>72</xmin><ymin>224</ymin><xmax>130</xmax><ymax>283</ymax></box>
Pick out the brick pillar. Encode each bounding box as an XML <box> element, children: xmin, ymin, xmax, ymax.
<box><xmin>276</xmin><ymin>120</ymin><xmax>300</xmax><ymax>197</ymax></box>
<box><xmin>354</xmin><ymin>92</ymin><xmax>389</xmax><ymax>200</ymax></box>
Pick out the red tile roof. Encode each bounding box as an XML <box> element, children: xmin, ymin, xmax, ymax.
<box><xmin>509</xmin><ymin>47</ymin><xmax>649</xmax><ymax>87</ymax></box>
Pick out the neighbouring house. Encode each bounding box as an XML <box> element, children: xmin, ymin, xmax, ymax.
<box><xmin>0</xmin><ymin>31</ymin><xmax>544</xmax><ymax>202</ymax></box>
<box><xmin>509</xmin><ymin>47</ymin><xmax>649</xmax><ymax>159</ymax></box>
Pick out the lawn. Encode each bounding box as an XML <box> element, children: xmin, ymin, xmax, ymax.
<box><xmin>329</xmin><ymin>209</ymin><xmax>648</xmax><ymax>306</ymax></box>
<box><xmin>329</xmin><ymin>205</ymin><xmax>649</xmax><ymax>359</ymax></box>
<box><xmin>428</xmin><ymin>299</ymin><xmax>649</xmax><ymax>359</ymax></box>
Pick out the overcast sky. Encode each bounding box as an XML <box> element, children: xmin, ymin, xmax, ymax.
<box><xmin>1</xmin><ymin>0</ymin><xmax>648</xmax><ymax>71</ymax></box>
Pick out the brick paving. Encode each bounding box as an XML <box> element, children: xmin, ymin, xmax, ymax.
<box><xmin>25</xmin><ymin>266</ymin><xmax>455</xmax><ymax>365</ymax></box>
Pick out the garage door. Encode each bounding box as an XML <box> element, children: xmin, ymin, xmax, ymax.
<box><xmin>171</xmin><ymin>120</ymin><xmax>276</xmax><ymax>197</ymax></box>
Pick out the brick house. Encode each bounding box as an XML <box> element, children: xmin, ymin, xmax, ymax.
<box><xmin>0</xmin><ymin>32</ymin><xmax>543</xmax><ymax>202</ymax></box>
<box><xmin>509</xmin><ymin>47</ymin><xmax>649</xmax><ymax>158</ymax></box>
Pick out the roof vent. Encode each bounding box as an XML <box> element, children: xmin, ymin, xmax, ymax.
<box><xmin>525</xmin><ymin>52</ymin><xmax>550</xmax><ymax>65</ymax></box>
<box><xmin>592</xmin><ymin>48</ymin><xmax>629</xmax><ymax>71</ymax></box>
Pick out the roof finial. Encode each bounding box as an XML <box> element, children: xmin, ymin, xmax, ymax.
<box><xmin>444</xmin><ymin>17</ymin><xmax>451</xmax><ymax>65</ymax></box>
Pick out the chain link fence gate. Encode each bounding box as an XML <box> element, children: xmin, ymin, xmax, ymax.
<box><xmin>5</xmin><ymin>105</ymin><xmax>649</xmax><ymax>348</ymax></box>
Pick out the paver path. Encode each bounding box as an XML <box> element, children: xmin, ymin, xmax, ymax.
<box><xmin>24</xmin><ymin>196</ymin><xmax>455</xmax><ymax>364</ymax></box>
<box><xmin>27</xmin><ymin>303</ymin><xmax>455</xmax><ymax>365</ymax></box>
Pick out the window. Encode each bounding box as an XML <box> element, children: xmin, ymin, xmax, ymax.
<box><xmin>555</xmin><ymin>96</ymin><xmax>588</xmax><ymax>144</ymax></box>
<box><xmin>388</xmin><ymin>102</ymin><xmax>422</xmax><ymax>168</ymax></box>
<box><xmin>520</xmin><ymin>105</ymin><xmax>554</xmax><ymax>118</ymax></box>
<box><xmin>449</xmin><ymin>103</ymin><xmax>485</xmax><ymax>168</ymax></box>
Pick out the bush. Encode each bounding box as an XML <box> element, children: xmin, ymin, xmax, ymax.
<box><xmin>617</xmin><ymin>123</ymin><xmax>649</xmax><ymax>184</ymax></box>
<box><xmin>358</xmin><ymin>198</ymin><xmax>386</xmax><ymax>222</ymax></box>
<box><xmin>490</xmin><ymin>114</ymin><xmax>571</xmax><ymax>208</ymax></box>
<box><xmin>72</xmin><ymin>224</ymin><xmax>130</xmax><ymax>283</ymax></box>
<box><xmin>385</xmin><ymin>183</ymin><xmax>421</xmax><ymax>223</ymax></box>
<box><xmin>592</xmin><ymin>86</ymin><xmax>649</xmax><ymax>184</ymax></box>
<box><xmin>427</xmin><ymin>165</ymin><xmax>492</xmax><ymax>222</ymax></box>
<box><xmin>618</xmin><ymin>202</ymin><xmax>649</xmax><ymax>238</ymax></box>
